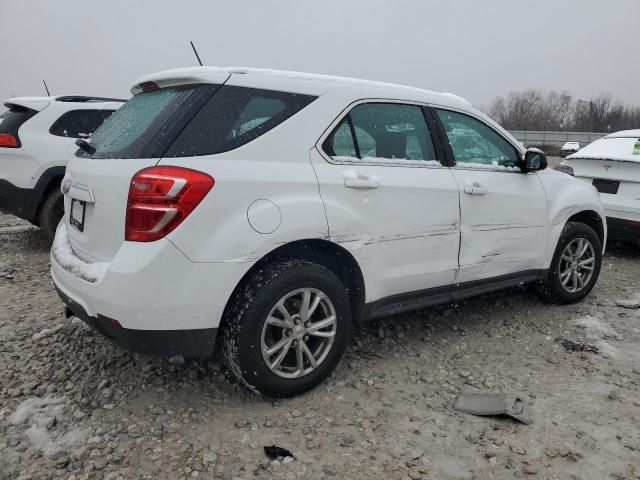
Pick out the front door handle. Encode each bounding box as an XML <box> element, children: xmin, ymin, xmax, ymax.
<box><xmin>343</xmin><ymin>171</ymin><xmax>380</xmax><ymax>190</ymax></box>
<box><xmin>463</xmin><ymin>183</ymin><xmax>487</xmax><ymax>195</ymax></box>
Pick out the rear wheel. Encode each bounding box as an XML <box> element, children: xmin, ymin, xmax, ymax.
<box><xmin>222</xmin><ymin>260</ymin><xmax>352</xmax><ymax>397</ymax></box>
<box><xmin>538</xmin><ymin>222</ymin><xmax>602</xmax><ymax>304</ymax></box>
<box><xmin>38</xmin><ymin>188</ymin><xmax>64</xmax><ymax>241</ymax></box>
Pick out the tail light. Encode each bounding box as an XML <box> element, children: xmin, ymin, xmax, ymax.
<box><xmin>0</xmin><ymin>133</ymin><xmax>19</xmax><ymax>148</ymax></box>
<box><xmin>126</xmin><ymin>166</ymin><xmax>214</xmax><ymax>242</ymax></box>
<box><xmin>553</xmin><ymin>164</ymin><xmax>574</xmax><ymax>176</ymax></box>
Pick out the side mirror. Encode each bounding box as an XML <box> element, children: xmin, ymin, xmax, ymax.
<box><xmin>521</xmin><ymin>148</ymin><xmax>547</xmax><ymax>173</ymax></box>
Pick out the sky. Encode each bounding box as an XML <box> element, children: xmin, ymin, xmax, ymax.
<box><xmin>1</xmin><ymin>0</ymin><xmax>639</xmax><ymax>110</ymax></box>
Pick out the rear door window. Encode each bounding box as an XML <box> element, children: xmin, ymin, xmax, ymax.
<box><xmin>322</xmin><ymin>103</ymin><xmax>438</xmax><ymax>162</ymax></box>
<box><xmin>164</xmin><ymin>86</ymin><xmax>316</xmax><ymax>157</ymax></box>
<box><xmin>49</xmin><ymin>109</ymin><xmax>115</xmax><ymax>138</ymax></box>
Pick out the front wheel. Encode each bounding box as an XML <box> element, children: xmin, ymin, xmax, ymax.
<box><xmin>538</xmin><ymin>222</ymin><xmax>602</xmax><ymax>304</ymax></box>
<box><xmin>222</xmin><ymin>260</ymin><xmax>352</xmax><ymax>397</ymax></box>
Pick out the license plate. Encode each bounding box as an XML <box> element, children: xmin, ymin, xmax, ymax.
<box><xmin>592</xmin><ymin>178</ymin><xmax>620</xmax><ymax>195</ymax></box>
<box><xmin>70</xmin><ymin>199</ymin><xmax>86</xmax><ymax>232</ymax></box>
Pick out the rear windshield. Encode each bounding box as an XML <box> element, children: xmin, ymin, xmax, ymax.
<box><xmin>0</xmin><ymin>105</ymin><xmax>38</xmax><ymax>144</ymax></box>
<box><xmin>84</xmin><ymin>85</ymin><xmax>215</xmax><ymax>159</ymax></box>
<box><xmin>84</xmin><ymin>84</ymin><xmax>316</xmax><ymax>159</ymax></box>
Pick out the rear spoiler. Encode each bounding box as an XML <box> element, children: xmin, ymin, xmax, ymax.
<box><xmin>5</xmin><ymin>97</ymin><xmax>50</xmax><ymax>112</ymax></box>
<box><xmin>131</xmin><ymin>67</ymin><xmax>231</xmax><ymax>94</ymax></box>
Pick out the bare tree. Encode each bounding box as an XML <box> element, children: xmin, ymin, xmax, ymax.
<box><xmin>487</xmin><ymin>90</ymin><xmax>636</xmax><ymax>132</ymax></box>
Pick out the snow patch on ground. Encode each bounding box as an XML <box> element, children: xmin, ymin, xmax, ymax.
<box><xmin>51</xmin><ymin>223</ymin><xmax>108</xmax><ymax>283</ymax></box>
<box><xmin>10</xmin><ymin>396</ymin><xmax>67</xmax><ymax>426</ymax></box>
<box><xmin>24</xmin><ymin>425</ymin><xmax>92</xmax><ymax>456</ymax></box>
<box><xmin>32</xmin><ymin>324</ymin><xmax>65</xmax><ymax>341</ymax></box>
<box><xmin>574</xmin><ymin>315</ymin><xmax>618</xmax><ymax>358</ymax></box>
<box><xmin>10</xmin><ymin>396</ymin><xmax>91</xmax><ymax>455</ymax></box>
<box><xmin>575</xmin><ymin>315</ymin><xmax>615</xmax><ymax>337</ymax></box>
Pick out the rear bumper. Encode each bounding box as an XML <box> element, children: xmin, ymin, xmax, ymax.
<box><xmin>0</xmin><ymin>178</ymin><xmax>41</xmax><ymax>221</ymax></box>
<box><xmin>607</xmin><ymin>216</ymin><xmax>640</xmax><ymax>241</ymax></box>
<box><xmin>55</xmin><ymin>282</ymin><xmax>217</xmax><ymax>357</ymax></box>
<box><xmin>50</xmin><ymin>223</ymin><xmax>253</xmax><ymax>357</ymax></box>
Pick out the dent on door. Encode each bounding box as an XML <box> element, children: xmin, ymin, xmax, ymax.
<box><xmin>310</xmin><ymin>149</ymin><xmax>461</xmax><ymax>301</ymax></box>
<box><xmin>453</xmin><ymin>170</ymin><xmax>548</xmax><ymax>282</ymax></box>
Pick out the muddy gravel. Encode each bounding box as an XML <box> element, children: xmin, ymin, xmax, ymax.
<box><xmin>1</xmin><ymin>211</ymin><xmax>639</xmax><ymax>480</ymax></box>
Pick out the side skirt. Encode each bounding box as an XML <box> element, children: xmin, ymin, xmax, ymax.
<box><xmin>361</xmin><ymin>269</ymin><xmax>547</xmax><ymax>321</ymax></box>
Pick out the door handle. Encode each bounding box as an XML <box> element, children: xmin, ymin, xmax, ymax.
<box><xmin>343</xmin><ymin>171</ymin><xmax>380</xmax><ymax>190</ymax></box>
<box><xmin>463</xmin><ymin>183</ymin><xmax>487</xmax><ymax>195</ymax></box>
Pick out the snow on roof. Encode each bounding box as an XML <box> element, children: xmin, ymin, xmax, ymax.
<box><xmin>605</xmin><ymin>129</ymin><xmax>640</xmax><ymax>139</ymax></box>
<box><xmin>567</xmin><ymin>131</ymin><xmax>640</xmax><ymax>163</ymax></box>
<box><xmin>133</xmin><ymin>66</ymin><xmax>473</xmax><ymax>108</ymax></box>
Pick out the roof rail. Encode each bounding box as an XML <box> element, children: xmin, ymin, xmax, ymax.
<box><xmin>55</xmin><ymin>95</ymin><xmax>127</xmax><ymax>103</ymax></box>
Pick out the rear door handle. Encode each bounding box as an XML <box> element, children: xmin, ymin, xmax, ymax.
<box><xmin>343</xmin><ymin>171</ymin><xmax>380</xmax><ymax>190</ymax></box>
<box><xmin>463</xmin><ymin>183</ymin><xmax>487</xmax><ymax>195</ymax></box>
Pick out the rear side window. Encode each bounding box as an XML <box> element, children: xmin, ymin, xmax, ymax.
<box><xmin>164</xmin><ymin>86</ymin><xmax>316</xmax><ymax>157</ymax></box>
<box><xmin>49</xmin><ymin>109</ymin><xmax>115</xmax><ymax>138</ymax></box>
<box><xmin>323</xmin><ymin>103</ymin><xmax>437</xmax><ymax>162</ymax></box>
<box><xmin>436</xmin><ymin>109</ymin><xmax>519</xmax><ymax>168</ymax></box>
<box><xmin>0</xmin><ymin>105</ymin><xmax>38</xmax><ymax>147</ymax></box>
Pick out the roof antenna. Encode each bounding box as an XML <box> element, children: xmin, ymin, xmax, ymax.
<box><xmin>42</xmin><ymin>79</ymin><xmax>51</xmax><ymax>96</ymax></box>
<box><xmin>190</xmin><ymin>41</ymin><xmax>203</xmax><ymax>66</ymax></box>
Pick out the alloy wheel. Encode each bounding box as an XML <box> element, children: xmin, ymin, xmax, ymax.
<box><xmin>261</xmin><ymin>288</ymin><xmax>337</xmax><ymax>378</ymax></box>
<box><xmin>558</xmin><ymin>237</ymin><xmax>596</xmax><ymax>293</ymax></box>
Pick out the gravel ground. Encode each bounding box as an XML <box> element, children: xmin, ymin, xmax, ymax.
<box><xmin>1</xmin><ymin>210</ymin><xmax>639</xmax><ymax>480</ymax></box>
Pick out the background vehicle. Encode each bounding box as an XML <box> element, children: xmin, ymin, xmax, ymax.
<box><xmin>51</xmin><ymin>67</ymin><xmax>606</xmax><ymax>397</ymax></box>
<box><xmin>560</xmin><ymin>141</ymin><xmax>582</xmax><ymax>157</ymax></box>
<box><xmin>557</xmin><ymin>130</ymin><xmax>640</xmax><ymax>240</ymax></box>
<box><xmin>0</xmin><ymin>96</ymin><xmax>124</xmax><ymax>239</ymax></box>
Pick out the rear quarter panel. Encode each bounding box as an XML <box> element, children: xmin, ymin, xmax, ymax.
<box><xmin>160</xmin><ymin>95</ymin><xmax>343</xmax><ymax>263</ymax></box>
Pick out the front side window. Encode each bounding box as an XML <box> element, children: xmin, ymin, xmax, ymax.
<box><xmin>323</xmin><ymin>103</ymin><xmax>437</xmax><ymax>162</ymax></box>
<box><xmin>436</xmin><ymin>109</ymin><xmax>519</xmax><ymax>168</ymax></box>
<box><xmin>49</xmin><ymin>109</ymin><xmax>115</xmax><ymax>138</ymax></box>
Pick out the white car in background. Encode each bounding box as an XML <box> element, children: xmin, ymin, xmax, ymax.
<box><xmin>0</xmin><ymin>96</ymin><xmax>123</xmax><ymax>238</ymax></box>
<box><xmin>558</xmin><ymin>130</ymin><xmax>640</xmax><ymax>241</ymax></box>
<box><xmin>560</xmin><ymin>141</ymin><xmax>583</xmax><ymax>157</ymax></box>
<box><xmin>52</xmin><ymin>67</ymin><xmax>606</xmax><ymax>397</ymax></box>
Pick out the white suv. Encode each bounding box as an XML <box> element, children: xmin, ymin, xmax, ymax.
<box><xmin>0</xmin><ymin>95</ymin><xmax>123</xmax><ymax>238</ymax></box>
<box><xmin>51</xmin><ymin>67</ymin><xmax>606</xmax><ymax>397</ymax></box>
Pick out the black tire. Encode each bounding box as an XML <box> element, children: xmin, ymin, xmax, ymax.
<box><xmin>538</xmin><ymin>222</ymin><xmax>602</xmax><ymax>304</ymax></box>
<box><xmin>222</xmin><ymin>259</ymin><xmax>352</xmax><ymax>398</ymax></box>
<box><xmin>38</xmin><ymin>188</ymin><xmax>64</xmax><ymax>241</ymax></box>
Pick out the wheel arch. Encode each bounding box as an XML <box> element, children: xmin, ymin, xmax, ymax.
<box><xmin>219</xmin><ymin>238</ymin><xmax>366</xmax><ymax>333</ymax></box>
<box><xmin>33</xmin><ymin>166</ymin><xmax>66</xmax><ymax>223</ymax></box>
<box><xmin>566</xmin><ymin>210</ymin><xmax>606</xmax><ymax>247</ymax></box>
